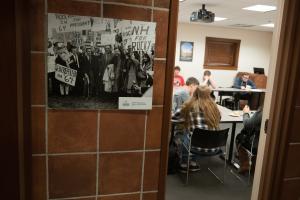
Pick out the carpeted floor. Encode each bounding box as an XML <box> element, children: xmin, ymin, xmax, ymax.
<box><xmin>166</xmin><ymin>123</ymin><xmax>253</xmax><ymax>200</ymax></box>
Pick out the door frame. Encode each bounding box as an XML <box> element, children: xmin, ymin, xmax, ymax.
<box><xmin>158</xmin><ymin>0</ymin><xmax>179</xmax><ymax>199</ymax></box>
<box><xmin>158</xmin><ymin>0</ymin><xmax>300</xmax><ymax>199</ymax></box>
<box><xmin>257</xmin><ymin>0</ymin><xmax>300</xmax><ymax>199</ymax></box>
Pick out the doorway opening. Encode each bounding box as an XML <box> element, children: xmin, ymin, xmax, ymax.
<box><xmin>165</xmin><ymin>0</ymin><xmax>282</xmax><ymax>199</ymax></box>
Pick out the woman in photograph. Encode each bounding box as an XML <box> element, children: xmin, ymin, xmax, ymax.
<box><xmin>55</xmin><ymin>46</ymin><xmax>77</xmax><ymax>96</ymax></box>
<box><xmin>174</xmin><ymin>85</ymin><xmax>221</xmax><ymax>172</ymax></box>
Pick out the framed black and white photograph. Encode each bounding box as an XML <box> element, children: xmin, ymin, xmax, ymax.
<box><xmin>179</xmin><ymin>41</ymin><xmax>194</xmax><ymax>62</ymax></box>
<box><xmin>47</xmin><ymin>13</ymin><xmax>156</xmax><ymax>110</ymax></box>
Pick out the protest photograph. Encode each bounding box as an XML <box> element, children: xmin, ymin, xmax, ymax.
<box><xmin>47</xmin><ymin>13</ymin><xmax>156</xmax><ymax>109</ymax></box>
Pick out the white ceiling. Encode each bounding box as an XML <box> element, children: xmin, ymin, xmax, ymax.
<box><xmin>179</xmin><ymin>0</ymin><xmax>278</xmax><ymax>32</ymax></box>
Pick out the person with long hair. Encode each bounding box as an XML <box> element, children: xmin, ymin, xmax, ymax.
<box><xmin>174</xmin><ymin>85</ymin><xmax>221</xmax><ymax>172</ymax></box>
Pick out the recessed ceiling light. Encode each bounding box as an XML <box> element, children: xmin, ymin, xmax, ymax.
<box><xmin>214</xmin><ymin>17</ymin><xmax>227</xmax><ymax>22</ymax></box>
<box><xmin>179</xmin><ymin>0</ymin><xmax>186</xmax><ymax>2</ymax></box>
<box><xmin>243</xmin><ymin>5</ymin><xmax>277</xmax><ymax>12</ymax></box>
<box><xmin>261</xmin><ymin>23</ymin><xmax>275</xmax><ymax>28</ymax></box>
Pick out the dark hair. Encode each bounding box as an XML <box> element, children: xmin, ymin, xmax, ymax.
<box><xmin>203</xmin><ymin>70</ymin><xmax>211</xmax><ymax>76</ymax></box>
<box><xmin>186</xmin><ymin>77</ymin><xmax>199</xmax><ymax>86</ymax></box>
<box><xmin>174</xmin><ymin>66</ymin><xmax>181</xmax><ymax>71</ymax></box>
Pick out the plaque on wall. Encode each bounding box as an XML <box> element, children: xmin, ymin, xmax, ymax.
<box><xmin>47</xmin><ymin>13</ymin><xmax>156</xmax><ymax>110</ymax></box>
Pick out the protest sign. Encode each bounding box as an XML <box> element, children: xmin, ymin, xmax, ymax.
<box><xmin>54</xmin><ymin>64</ymin><xmax>77</xmax><ymax>86</ymax></box>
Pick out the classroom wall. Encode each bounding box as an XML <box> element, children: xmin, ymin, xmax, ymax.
<box><xmin>30</xmin><ymin>0</ymin><xmax>170</xmax><ymax>199</ymax></box>
<box><xmin>175</xmin><ymin>23</ymin><xmax>273</xmax><ymax>87</ymax></box>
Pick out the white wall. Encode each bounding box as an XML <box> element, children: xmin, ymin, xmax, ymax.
<box><xmin>175</xmin><ymin>23</ymin><xmax>273</xmax><ymax>87</ymax></box>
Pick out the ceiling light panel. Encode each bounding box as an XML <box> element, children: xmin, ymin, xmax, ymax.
<box><xmin>243</xmin><ymin>5</ymin><xmax>277</xmax><ymax>12</ymax></box>
<box><xmin>261</xmin><ymin>23</ymin><xmax>275</xmax><ymax>27</ymax></box>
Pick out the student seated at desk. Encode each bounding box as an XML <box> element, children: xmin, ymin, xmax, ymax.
<box><xmin>173</xmin><ymin>86</ymin><xmax>221</xmax><ymax>172</ymax></box>
<box><xmin>233</xmin><ymin>73</ymin><xmax>256</xmax><ymax>90</ymax></box>
<box><xmin>173</xmin><ymin>66</ymin><xmax>185</xmax><ymax>87</ymax></box>
<box><xmin>233</xmin><ymin>73</ymin><xmax>257</xmax><ymax>108</ymax></box>
<box><xmin>201</xmin><ymin>70</ymin><xmax>217</xmax><ymax>89</ymax></box>
<box><xmin>201</xmin><ymin>70</ymin><xmax>217</xmax><ymax>99</ymax></box>
<box><xmin>235</xmin><ymin>105</ymin><xmax>262</xmax><ymax>174</ymax></box>
<box><xmin>172</xmin><ymin>77</ymin><xmax>199</xmax><ymax>113</ymax></box>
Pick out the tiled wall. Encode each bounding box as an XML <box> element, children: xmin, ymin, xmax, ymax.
<box><xmin>30</xmin><ymin>0</ymin><xmax>171</xmax><ymax>199</ymax></box>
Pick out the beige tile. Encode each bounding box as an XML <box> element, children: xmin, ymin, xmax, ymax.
<box><xmin>31</xmin><ymin>53</ymin><xmax>45</xmax><ymax>105</ymax></box>
<box><xmin>146</xmin><ymin>107</ymin><xmax>163</xmax><ymax>149</ymax></box>
<box><xmin>99</xmin><ymin>111</ymin><xmax>146</xmax><ymax>151</ymax></box>
<box><xmin>143</xmin><ymin>151</ymin><xmax>160</xmax><ymax>191</ymax></box>
<box><xmin>98</xmin><ymin>194</ymin><xmax>140</xmax><ymax>200</ymax></box>
<box><xmin>152</xmin><ymin>61</ymin><xmax>166</xmax><ymax>105</ymax></box>
<box><xmin>31</xmin><ymin>107</ymin><xmax>45</xmax><ymax>154</ymax></box>
<box><xmin>48</xmin><ymin>0</ymin><xmax>101</xmax><ymax>17</ymax></box>
<box><xmin>99</xmin><ymin>152</ymin><xmax>143</xmax><ymax>194</ymax></box>
<box><xmin>153</xmin><ymin>10</ymin><xmax>169</xmax><ymax>58</ymax></box>
<box><xmin>32</xmin><ymin>156</ymin><xmax>47</xmax><ymax>200</ymax></box>
<box><xmin>48</xmin><ymin>110</ymin><xmax>97</xmax><ymax>153</ymax></box>
<box><xmin>49</xmin><ymin>154</ymin><xmax>97</xmax><ymax>198</ymax></box>
<box><xmin>103</xmin><ymin>4</ymin><xmax>151</xmax><ymax>21</ymax></box>
<box><xmin>104</xmin><ymin>0</ymin><xmax>151</xmax><ymax>6</ymax></box>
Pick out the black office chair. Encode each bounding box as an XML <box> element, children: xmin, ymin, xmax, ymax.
<box><xmin>182</xmin><ymin>128</ymin><xmax>230</xmax><ymax>185</ymax></box>
<box><xmin>231</xmin><ymin>133</ymin><xmax>258</xmax><ymax>185</ymax></box>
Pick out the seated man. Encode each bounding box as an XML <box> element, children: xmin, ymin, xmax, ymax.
<box><xmin>172</xmin><ymin>77</ymin><xmax>199</xmax><ymax>113</ymax></box>
<box><xmin>233</xmin><ymin>73</ymin><xmax>257</xmax><ymax>108</ymax></box>
<box><xmin>233</xmin><ymin>73</ymin><xmax>256</xmax><ymax>89</ymax></box>
<box><xmin>235</xmin><ymin>105</ymin><xmax>262</xmax><ymax>174</ymax></box>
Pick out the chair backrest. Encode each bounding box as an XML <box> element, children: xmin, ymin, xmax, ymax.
<box><xmin>191</xmin><ymin>128</ymin><xmax>230</xmax><ymax>149</ymax></box>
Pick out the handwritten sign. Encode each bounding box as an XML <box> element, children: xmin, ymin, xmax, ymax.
<box><xmin>55</xmin><ymin>64</ymin><xmax>77</xmax><ymax>86</ymax></box>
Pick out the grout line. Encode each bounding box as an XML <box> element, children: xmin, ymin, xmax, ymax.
<box><xmin>151</xmin><ymin>0</ymin><xmax>154</xmax><ymax>22</ymax></box>
<box><xmin>140</xmin><ymin>112</ymin><xmax>148</xmax><ymax>200</ymax></box>
<box><xmin>48</xmin><ymin>152</ymin><xmax>98</xmax><ymax>156</ymax></box>
<box><xmin>31</xmin><ymin>105</ymin><xmax>46</xmax><ymax>107</ymax></box>
<box><xmin>144</xmin><ymin>149</ymin><xmax>161</xmax><ymax>152</ymax></box>
<box><xmin>152</xmin><ymin>105</ymin><xmax>163</xmax><ymax>108</ymax></box>
<box><xmin>289</xmin><ymin>143</ymin><xmax>300</xmax><ymax>145</ymax></box>
<box><xmin>98</xmin><ymin>191</ymin><xmax>140</xmax><ymax>197</ymax></box>
<box><xmin>283</xmin><ymin>177</ymin><xmax>300</xmax><ymax>181</ymax></box>
<box><xmin>73</xmin><ymin>0</ymin><xmax>101</xmax><ymax>4</ymax></box>
<box><xmin>32</xmin><ymin>154</ymin><xmax>46</xmax><ymax>157</ymax></box>
<box><xmin>142</xmin><ymin>190</ymin><xmax>158</xmax><ymax>194</ymax></box>
<box><xmin>96</xmin><ymin>111</ymin><xmax>100</xmax><ymax>196</ymax></box>
<box><xmin>154</xmin><ymin>57</ymin><xmax>167</xmax><ymax>61</ymax></box>
<box><xmin>38</xmin><ymin>149</ymin><xmax>161</xmax><ymax>157</ymax></box>
<box><xmin>49</xmin><ymin>195</ymin><xmax>96</xmax><ymax>200</ymax></box>
<box><xmin>102</xmin><ymin>1</ymin><xmax>169</xmax><ymax>11</ymax></box>
<box><xmin>44</xmin><ymin>1</ymin><xmax>49</xmax><ymax>199</ymax></box>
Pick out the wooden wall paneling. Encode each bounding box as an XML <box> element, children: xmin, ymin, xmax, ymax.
<box><xmin>158</xmin><ymin>0</ymin><xmax>179</xmax><ymax>199</ymax></box>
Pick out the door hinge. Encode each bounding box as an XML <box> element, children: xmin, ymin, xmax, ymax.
<box><xmin>264</xmin><ymin>119</ymin><xmax>269</xmax><ymax>134</ymax></box>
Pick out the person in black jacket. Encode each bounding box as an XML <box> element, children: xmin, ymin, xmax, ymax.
<box><xmin>235</xmin><ymin>105</ymin><xmax>263</xmax><ymax>173</ymax></box>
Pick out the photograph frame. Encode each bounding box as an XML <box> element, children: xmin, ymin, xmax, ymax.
<box><xmin>47</xmin><ymin>13</ymin><xmax>156</xmax><ymax>110</ymax></box>
<box><xmin>179</xmin><ymin>41</ymin><xmax>194</xmax><ymax>62</ymax></box>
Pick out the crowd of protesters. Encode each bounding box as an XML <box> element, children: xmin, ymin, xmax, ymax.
<box><xmin>47</xmin><ymin>39</ymin><xmax>154</xmax><ymax>99</ymax></box>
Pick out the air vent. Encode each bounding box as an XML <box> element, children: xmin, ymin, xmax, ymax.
<box><xmin>230</xmin><ymin>24</ymin><xmax>256</xmax><ymax>28</ymax></box>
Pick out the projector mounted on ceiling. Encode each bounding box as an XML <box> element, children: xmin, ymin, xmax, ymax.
<box><xmin>190</xmin><ymin>4</ymin><xmax>215</xmax><ymax>23</ymax></box>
